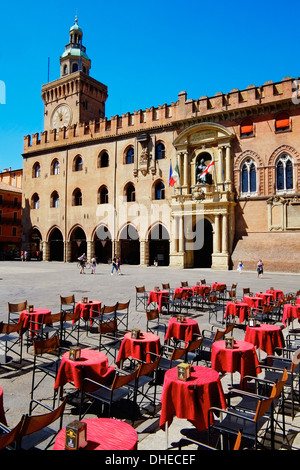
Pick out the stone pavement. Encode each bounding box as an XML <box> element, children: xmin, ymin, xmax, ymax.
<box><xmin>0</xmin><ymin>260</ymin><xmax>299</xmax><ymax>451</ymax></box>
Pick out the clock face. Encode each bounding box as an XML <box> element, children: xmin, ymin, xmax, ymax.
<box><xmin>52</xmin><ymin>105</ymin><xmax>72</xmax><ymax>130</ymax></box>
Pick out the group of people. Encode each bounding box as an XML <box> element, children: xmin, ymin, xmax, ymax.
<box><xmin>77</xmin><ymin>253</ymin><xmax>123</xmax><ymax>275</ymax></box>
<box><xmin>236</xmin><ymin>259</ymin><xmax>264</xmax><ymax>278</ymax></box>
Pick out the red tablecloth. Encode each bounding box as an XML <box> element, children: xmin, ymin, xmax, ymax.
<box><xmin>0</xmin><ymin>386</ymin><xmax>7</xmax><ymax>425</ymax></box>
<box><xmin>19</xmin><ymin>308</ymin><xmax>52</xmax><ymax>336</ymax></box>
<box><xmin>159</xmin><ymin>365</ymin><xmax>227</xmax><ymax>432</ymax></box>
<box><xmin>266</xmin><ymin>289</ymin><xmax>285</xmax><ymax>300</ymax></box>
<box><xmin>173</xmin><ymin>287</ymin><xmax>193</xmax><ymax>298</ymax></box>
<box><xmin>54</xmin><ymin>349</ymin><xmax>114</xmax><ymax>391</ymax></box>
<box><xmin>116</xmin><ymin>331</ymin><xmax>161</xmax><ymax>365</ymax></box>
<box><xmin>164</xmin><ymin>317</ymin><xmax>200</xmax><ymax>343</ymax></box>
<box><xmin>243</xmin><ymin>295</ymin><xmax>262</xmax><ymax>310</ymax></box>
<box><xmin>255</xmin><ymin>292</ymin><xmax>273</xmax><ymax>304</ymax></box>
<box><xmin>53</xmin><ymin>417</ymin><xmax>138</xmax><ymax>450</ymax></box>
<box><xmin>211</xmin><ymin>340</ymin><xmax>260</xmax><ymax>386</ymax></box>
<box><xmin>74</xmin><ymin>301</ymin><xmax>101</xmax><ymax>325</ymax></box>
<box><xmin>282</xmin><ymin>304</ymin><xmax>300</xmax><ymax>327</ymax></box>
<box><xmin>211</xmin><ymin>282</ymin><xmax>226</xmax><ymax>292</ymax></box>
<box><xmin>225</xmin><ymin>301</ymin><xmax>249</xmax><ymax>324</ymax></box>
<box><xmin>148</xmin><ymin>290</ymin><xmax>169</xmax><ymax>312</ymax></box>
<box><xmin>245</xmin><ymin>324</ymin><xmax>285</xmax><ymax>355</ymax></box>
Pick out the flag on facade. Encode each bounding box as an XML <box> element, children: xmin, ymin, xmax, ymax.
<box><xmin>200</xmin><ymin>159</ymin><xmax>215</xmax><ymax>178</ymax></box>
<box><xmin>169</xmin><ymin>162</ymin><xmax>180</xmax><ymax>187</ymax></box>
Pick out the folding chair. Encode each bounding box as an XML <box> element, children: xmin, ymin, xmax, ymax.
<box><xmin>146</xmin><ymin>309</ymin><xmax>167</xmax><ymax>339</ymax></box>
<box><xmin>30</xmin><ymin>334</ymin><xmax>63</xmax><ymax>408</ymax></box>
<box><xmin>184</xmin><ymin>335</ymin><xmax>204</xmax><ymax>364</ymax></box>
<box><xmin>60</xmin><ymin>295</ymin><xmax>75</xmax><ymax>314</ymax></box>
<box><xmin>159</xmin><ymin>342</ymin><xmax>189</xmax><ymax>371</ymax></box>
<box><xmin>98</xmin><ymin>318</ymin><xmax>125</xmax><ymax>361</ymax></box>
<box><xmin>79</xmin><ymin>368</ymin><xmax>139</xmax><ymax>420</ymax></box>
<box><xmin>7</xmin><ymin>301</ymin><xmax>27</xmax><ymax>324</ymax></box>
<box><xmin>131</xmin><ymin>352</ymin><xmax>161</xmax><ymax>414</ymax></box>
<box><xmin>0</xmin><ymin>418</ymin><xmax>25</xmax><ymax>450</ymax></box>
<box><xmin>18</xmin><ymin>398</ymin><xmax>67</xmax><ymax>450</ymax></box>
<box><xmin>135</xmin><ymin>286</ymin><xmax>148</xmax><ymax>311</ymax></box>
<box><xmin>172</xmin><ymin>430</ymin><xmax>243</xmax><ymax>451</ymax></box>
<box><xmin>115</xmin><ymin>301</ymin><xmax>130</xmax><ymax>330</ymax></box>
<box><xmin>0</xmin><ymin>319</ymin><xmax>26</xmax><ymax>363</ymax></box>
<box><xmin>60</xmin><ymin>308</ymin><xmax>81</xmax><ymax>345</ymax></box>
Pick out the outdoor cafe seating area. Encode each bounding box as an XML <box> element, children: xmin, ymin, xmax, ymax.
<box><xmin>0</xmin><ymin>280</ymin><xmax>300</xmax><ymax>451</ymax></box>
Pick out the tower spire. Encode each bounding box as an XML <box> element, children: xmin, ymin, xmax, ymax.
<box><xmin>60</xmin><ymin>18</ymin><xmax>91</xmax><ymax>76</ymax></box>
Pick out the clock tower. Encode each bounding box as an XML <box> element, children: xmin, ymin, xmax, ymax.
<box><xmin>42</xmin><ymin>17</ymin><xmax>108</xmax><ymax>131</ymax></box>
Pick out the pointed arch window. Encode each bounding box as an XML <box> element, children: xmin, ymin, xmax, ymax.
<box><xmin>31</xmin><ymin>193</ymin><xmax>40</xmax><ymax>209</ymax></box>
<box><xmin>241</xmin><ymin>159</ymin><xmax>257</xmax><ymax>195</ymax></box>
<box><xmin>74</xmin><ymin>155</ymin><xmax>83</xmax><ymax>172</ymax></box>
<box><xmin>125</xmin><ymin>147</ymin><xmax>134</xmax><ymax>164</ymax></box>
<box><xmin>32</xmin><ymin>162</ymin><xmax>41</xmax><ymax>178</ymax></box>
<box><xmin>51</xmin><ymin>159</ymin><xmax>60</xmax><ymax>175</ymax></box>
<box><xmin>98</xmin><ymin>186</ymin><xmax>109</xmax><ymax>204</ymax></box>
<box><xmin>50</xmin><ymin>191</ymin><xmax>60</xmax><ymax>208</ymax></box>
<box><xmin>276</xmin><ymin>154</ymin><xmax>294</xmax><ymax>192</ymax></box>
<box><xmin>72</xmin><ymin>188</ymin><xmax>82</xmax><ymax>206</ymax></box>
<box><xmin>125</xmin><ymin>183</ymin><xmax>135</xmax><ymax>202</ymax></box>
<box><xmin>154</xmin><ymin>181</ymin><xmax>165</xmax><ymax>200</ymax></box>
<box><xmin>155</xmin><ymin>142</ymin><xmax>165</xmax><ymax>160</ymax></box>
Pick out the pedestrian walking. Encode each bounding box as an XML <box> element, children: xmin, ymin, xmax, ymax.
<box><xmin>78</xmin><ymin>253</ymin><xmax>87</xmax><ymax>274</ymax></box>
<box><xmin>117</xmin><ymin>256</ymin><xmax>122</xmax><ymax>275</ymax></box>
<box><xmin>237</xmin><ymin>260</ymin><xmax>243</xmax><ymax>274</ymax></box>
<box><xmin>91</xmin><ymin>257</ymin><xmax>96</xmax><ymax>274</ymax></box>
<box><xmin>111</xmin><ymin>255</ymin><xmax>120</xmax><ymax>275</ymax></box>
<box><xmin>257</xmin><ymin>259</ymin><xmax>264</xmax><ymax>278</ymax></box>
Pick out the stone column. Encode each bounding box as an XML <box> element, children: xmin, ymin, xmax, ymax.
<box><xmin>65</xmin><ymin>241</ymin><xmax>72</xmax><ymax>262</ymax></box>
<box><xmin>214</xmin><ymin>214</ymin><xmax>220</xmax><ymax>253</ymax></box>
<box><xmin>42</xmin><ymin>240</ymin><xmax>50</xmax><ymax>261</ymax></box>
<box><xmin>222</xmin><ymin>214</ymin><xmax>228</xmax><ymax>254</ymax></box>
<box><xmin>140</xmin><ymin>239</ymin><xmax>149</xmax><ymax>266</ymax></box>
<box><xmin>225</xmin><ymin>144</ymin><xmax>231</xmax><ymax>182</ymax></box>
<box><xmin>183</xmin><ymin>151</ymin><xmax>188</xmax><ymax>188</ymax></box>
<box><xmin>87</xmin><ymin>241</ymin><xmax>93</xmax><ymax>261</ymax></box>
<box><xmin>178</xmin><ymin>215</ymin><xmax>184</xmax><ymax>253</ymax></box>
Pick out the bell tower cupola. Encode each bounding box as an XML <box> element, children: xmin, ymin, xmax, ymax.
<box><xmin>60</xmin><ymin>16</ymin><xmax>91</xmax><ymax>76</ymax></box>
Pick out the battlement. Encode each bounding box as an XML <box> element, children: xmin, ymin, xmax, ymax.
<box><xmin>23</xmin><ymin>76</ymin><xmax>296</xmax><ymax>153</ymax></box>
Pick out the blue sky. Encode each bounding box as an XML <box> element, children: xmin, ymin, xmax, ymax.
<box><xmin>1</xmin><ymin>0</ymin><xmax>299</xmax><ymax>171</ymax></box>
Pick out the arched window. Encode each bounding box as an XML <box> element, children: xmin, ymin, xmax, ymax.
<box><xmin>63</xmin><ymin>65</ymin><xmax>68</xmax><ymax>75</ymax></box>
<box><xmin>33</xmin><ymin>162</ymin><xmax>41</xmax><ymax>178</ymax></box>
<box><xmin>155</xmin><ymin>142</ymin><xmax>165</xmax><ymax>160</ymax></box>
<box><xmin>98</xmin><ymin>186</ymin><xmax>108</xmax><ymax>204</ymax></box>
<box><xmin>51</xmin><ymin>159</ymin><xmax>60</xmax><ymax>175</ymax></box>
<box><xmin>125</xmin><ymin>183</ymin><xmax>135</xmax><ymax>202</ymax></box>
<box><xmin>74</xmin><ymin>156</ymin><xmax>83</xmax><ymax>172</ymax></box>
<box><xmin>275</xmin><ymin>113</ymin><xmax>290</xmax><ymax>132</ymax></box>
<box><xmin>125</xmin><ymin>147</ymin><xmax>134</xmax><ymax>164</ymax></box>
<box><xmin>72</xmin><ymin>63</ymin><xmax>79</xmax><ymax>73</ymax></box>
<box><xmin>50</xmin><ymin>191</ymin><xmax>59</xmax><ymax>208</ymax></box>
<box><xmin>276</xmin><ymin>154</ymin><xmax>294</xmax><ymax>192</ymax></box>
<box><xmin>72</xmin><ymin>188</ymin><xmax>82</xmax><ymax>206</ymax></box>
<box><xmin>31</xmin><ymin>193</ymin><xmax>40</xmax><ymax>209</ymax></box>
<box><xmin>241</xmin><ymin>159</ymin><xmax>257</xmax><ymax>194</ymax></box>
<box><xmin>154</xmin><ymin>181</ymin><xmax>165</xmax><ymax>200</ymax></box>
<box><xmin>240</xmin><ymin>119</ymin><xmax>254</xmax><ymax>137</ymax></box>
<box><xmin>98</xmin><ymin>151</ymin><xmax>109</xmax><ymax>168</ymax></box>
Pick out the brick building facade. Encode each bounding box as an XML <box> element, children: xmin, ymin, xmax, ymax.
<box><xmin>21</xmin><ymin>19</ymin><xmax>300</xmax><ymax>272</ymax></box>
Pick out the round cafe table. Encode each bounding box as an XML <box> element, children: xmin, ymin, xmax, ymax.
<box><xmin>159</xmin><ymin>365</ymin><xmax>227</xmax><ymax>432</ymax></box>
<box><xmin>74</xmin><ymin>300</ymin><xmax>101</xmax><ymax>325</ymax></box>
<box><xmin>19</xmin><ymin>308</ymin><xmax>52</xmax><ymax>336</ymax></box>
<box><xmin>54</xmin><ymin>349</ymin><xmax>115</xmax><ymax>392</ymax></box>
<box><xmin>225</xmin><ymin>301</ymin><xmax>249</xmax><ymax>324</ymax></box>
<box><xmin>266</xmin><ymin>289</ymin><xmax>285</xmax><ymax>300</ymax></box>
<box><xmin>255</xmin><ymin>292</ymin><xmax>273</xmax><ymax>305</ymax></box>
<box><xmin>116</xmin><ymin>331</ymin><xmax>161</xmax><ymax>366</ymax></box>
<box><xmin>0</xmin><ymin>386</ymin><xmax>7</xmax><ymax>425</ymax></box>
<box><xmin>243</xmin><ymin>295</ymin><xmax>262</xmax><ymax>310</ymax></box>
<box><xmin>164</xmin><ymin>317</ymin><xmax>200</xmax><ymax>343</ymax></box>
<box><xmin>282</xmin><ymin>303</ymin><xmax>300</xmax><ymax>327</ymax></box>
<box><xmin>245</xmin><ymin>324</ymin><xmax>285</xmax><ymax>355</ymax></box>
<box><xmin>53</xmin><ymin>417</ymin><xmax>138</xmax><ymax>450</ymax></box>
<box><xmin>211</xmin><ymin>339</ymin><xmax>260</xmax><ymax>387</ymax></box>
<box><xmin>147</xmin><ymin>290</ymin><xmax>169</xmax><ymax>312</ymax></box>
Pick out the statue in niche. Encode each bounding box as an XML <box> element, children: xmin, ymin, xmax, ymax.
<box><xmin>196</xmin><ymin>158</ymin><xmax>212</xmax><ymax>184</ymax></box>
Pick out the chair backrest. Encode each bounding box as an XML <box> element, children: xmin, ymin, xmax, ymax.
<box><xmin>137</xmin><ymin>355</ymin><xmax>161</xmax><ymax>378</ymax></box>
<box><xmin>44</xmin><ymin>312</ymin><xmax>63</xmax><ymax>326</ymax></box>
<box><xmin>224</xmin><ymin>323</ymin><xmax>235</xmax><ymax>335</ymax></box>
<box><xmin>187</xmin><ymin>336</ymin><xmax>203</xmax><ymax>353</ymax></box>
<box><xmin>243</xmin><ymin>288</ymin><xmax>251</xmax><ymax>295</ymax></box>
<box><xmin>135</xmin><ymin>286</ymin><xmax>145</xmax><ymax>294</ymax></box>
<box><xmin>200</xmin><ymin>279</ymin><xmax>206</xmax><ymax>285</ymax></box>
<box><xmin>162</xmin><ymin>283</ymin><xmax>170</xmax><ymax>290</ymax></box>
<box><xmin>112</xmin><ymin>369</ymin><xmax>139</xmax><ymax>391</ymax></box>
<box><xmin>8</xmin><ymin>301</ymin><xmax>27</xmax><ymax>313</ymax></box>
<box><xmin>209</xmin><ymin>294</ymin><xmax>218</xmax><ymax>303</ymax></box>
<box><xmin>0</xmin><ymin>417</ymin><xmax>25</xmax><ymax>450</ymax></box>
<box><xmin>60</xmin><ymin>295</ymin><xmax>75</xmax><ymax>306</ymax></box>
<box><xmin>116</xmin><ymin>300</ymin><xmax>130</xmax><ymax>311</ymax></box>
<box><xmin>270</xmin><ymin>368</ymin><xmax>288</xmax><ymax>399</ymax></box>
<box><xmin>20</xmin><ymin>398</ymin><xmax>67</xmax><ymax>439</ymax></box>
<box><xmin>98</xmin><ymin>318</ymin><xmax>118</xmax><ymax>335</ymax></box>
<box><xmin>181</xmin><ymin>281</ymin><xmax>188</xmax><ymax>287</ymax></box>
<box><xmin>101</xmin><ymin>304</ymin><xmax>118</xmax><ymax>315</ymax></box>
<box><xmin>213</xmin><ymin>329</ymin><xmax>226</xmax><ymax>341</ymax></box>
<box><xmin>228</xmin><ymin>291</ymin><xmax>236</xmax><ymax>299</ymax></box>
<box><xmin>254</xmin><ymin>396</ymin><xmax>274</xmax><ymax>422</ymax></box>
<box><xmin>33</xmin><ymin>334</ymin><xmax>60</xmax><ymax>356</ymax></box>
<box><xmin>0</xmin><ymin>320</ymin><xmax>24</xmax><ymax>335</ymax></box>
<box><xmin>146</xmin><ymin>309</ymin><xmax>159</xmax><ymax>321</ymax></box>
<box><xmin>170</xmin><ymin>346</ymin><xmax>188</xmax><ymax>361</ymax></box>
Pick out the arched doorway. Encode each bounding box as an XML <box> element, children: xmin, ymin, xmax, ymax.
<box><xmin>119</xmin><ymin>224</ymin><xmax>140</xmax><ymax>265</ymax></box>
<box><xmin>148</xmin><ymin>224</ymin><xmax>170</xmax><ymax>266</ymax></box>
<box><xmin>29</xmin><ymin>227</ymin><xmax>42</xmax><ymax>259</ymax></box>
<box><xmin>49</xmin><ymin>227</ymin><xmax>64</xmax><ymax>261</ymax></box>
<box><xmin>70</xmin><ymin>227</ymin><xmax>87</xmax><ymax>261</ymax></box>
<box><xmin>94</xmin><ymin>225</ymin><xmax>112</xmax><ymax>263</ymax></box>
<box><xmin>193</xmin><ymin>219</ymin><xmax>213</xmax><ymax>268</ymax></box>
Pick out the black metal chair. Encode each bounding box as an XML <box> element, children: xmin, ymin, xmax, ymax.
<box><xmin>0</xmin><ymin>319</ymin><xmax>26</xmax><ymax>364</ymax></box>
<box><xmin>98</xmin><ymin>318</ymin><xmax>125</xmax><ymax>361</ymax></box>
<box><xmin>146</xmin><ymin>308</ymin><xmax>167</xmax><ymax>339</ymax></box>
<box><xmin>135</xmin><ymin>286</ymin><xmax>148</xmax><ymax>311</ymax></box>
<box><xmin>7</xmin><ymin>300</ymin><xmax>27</xmax><ymax>324</ymax></box>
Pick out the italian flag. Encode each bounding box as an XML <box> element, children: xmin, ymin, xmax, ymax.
<box><xmin>169</xmin><ymin>162</ymin><xmax>180</xmax><ymax>187</ymax></box>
